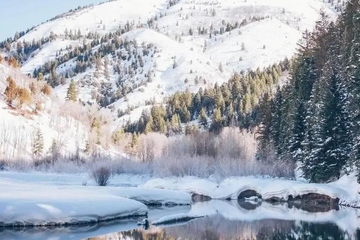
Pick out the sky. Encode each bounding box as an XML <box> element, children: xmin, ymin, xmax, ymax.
<box><xmin>0</xmin><ymin>0</ymin><xmax>105</xmax><ymax>40</ymax></box>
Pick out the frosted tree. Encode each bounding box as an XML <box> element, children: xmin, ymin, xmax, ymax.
<box><xmin>32</xmin><ymin>129</ymin><xmax>44</xmax><ymax>157</ymax></box>
<box><xmin>210</xmin><ymin>108</ymin><xmax>223</xmax><ymax>133</ymax></box>
<box><xmin>104</xmin><ymin>57</ymin><xmax>110</xmax><ymax>80</ymax></box>
<box><xmin>49</xmin><ymin>139</ymin><xmax>59</xmax><ymax>163</ymax></box>
<box><xmin>66</xmin><ymin>79</ymin><xmax>77</xmax><ymax>101</ymax></box>
<box><xmin>198</xmin><ymin>107</ymin><xmax>208</xmax><ymax>128</ymax></box>
<box><xmin>94</xmin><ymin>56</ymin><xmax>102</xmax><ymax>78</ymax></box>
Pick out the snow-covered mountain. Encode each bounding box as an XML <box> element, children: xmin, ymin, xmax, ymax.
<box><xmin>0</xmin><ymin>0</ymin><xmax>345</xmax><ymax>152</ymax></box>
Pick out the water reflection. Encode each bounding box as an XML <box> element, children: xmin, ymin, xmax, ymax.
<box><xmin>1</xmin><ymin>202</ymin><xmax>359</xmax><ymax>240</ymax></box>
<box><xmin>0</xmin><ymin>218</ymin><xmax>140</xmax><ymax>240</ymax></box>
<box><xmin>90</xmin><ymin>200</ymin><xmax>360</xmax><ymax>240</ymax></box>
<box><xmin>97</xmin><ymin>217</ymin><xmax>356</xmax><ymax>240</ymax></box>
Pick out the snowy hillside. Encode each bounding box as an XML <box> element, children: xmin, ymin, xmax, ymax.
<box><xmin>0</xmin><ymin>61</ymin><xmax>117</xmax><ymax>161</ymax></box>
<box><xmin>1</xmin><ymin>0</ymin><xmax>344</xmax><ymax>128</ymax></box>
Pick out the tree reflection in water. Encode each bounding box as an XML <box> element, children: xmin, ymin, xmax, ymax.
<box><xmin>93</xmin><ymin>216</ymin><xmax>354</xmax><ymax>240</ymax></box>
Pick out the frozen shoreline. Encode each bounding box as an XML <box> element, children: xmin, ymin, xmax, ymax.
<box><xmin>0</xmin><ymin>172</ymin><xmax>190</xmax><ymax>227</ymax></box>
<box><xmin>143</xmin><ymin>174</ymin><xmax>360</xmax><ymax>208</ymax></box>
<box><xmin>1</xmin><ymin>171</ymin><xmax>359</xmax><ymax>228</ymax></box>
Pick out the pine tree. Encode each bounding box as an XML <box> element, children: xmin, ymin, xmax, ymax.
<box><xmin>210</xmin><ymin>108</ymin><xmax>223</xmax><ymax>133</ymax></box>
<box><xmin>66</xmin><ymin>79</ymin><xmax>77</xmax><ymax>101</ymax></box>
<box><xmin>37</xmin><ymin>72</ymin><xmax>44</xmax><ymax>81</ymax></box>
<box><xmin>302</xmin><ymin>81</ymin><xmax>325</xmax><ymax>182</ymax></box>
<box><xmin>227</xmin><ymin>102</ymin><xmax>236</xmax><ymax>126</ymax></box>
<box><xmin>49</xmin><ymin>139</ymin><xmax>59</xmax><ymax>162</ymax></box>
<box><xmin>287</xmin><ymin>54</ymin><xmax>318</xmax><ymax>162</ymax></box>
<box><xmin>94</xmin><ymin>56</ymin><xmax>102</xmax><ymax>78</ymax></box>
<box><xmin>345</xmin><ymin>6</ymin><xmax>360</xmax><ymax>182</ymax></box>
<box><xmin>256</xmin><ymin>92</ymin><xmax>274</xmax><ymax>161</ymax></box>
<box><xmin>288</xmin><ymin>102</ymin><xmax>306</xmax><ymax>162</ymax></box>
<box><xmin>303</xmin><ymin>59</ymin><xmax>351</xmax><ymax>182</ymax></box>
<box><xmin>150</xmin><ymin>105</ymin><xmax>167</xmax><ymax>133</ymax></box>
<box><xmin>270</xmin><ymin>86</ymin><xmax>285</xmax><ymax>157</ymax></box>
<box><xmin>198</xmin><ymin>107</ymin><xmax>208</xmax><ymax>128</ymax></box>
<box><xmin>104</xmin><ymin>57</ymin><xmax>110</xmax><ymax>80</ymax></box>
<box><xmin>185</xmin><ymin>124</ymin><xmax>198</xmax><ymax>135</ymax></box>
<box><xmin>215</xmin><ymin>91</ymin><xmax>225</xmax><ymax>113</ymax></box>
<box><xmin>145</xmin><ymin>116</ymin><xmax>154</xmax><ymax>134</ymax></box>
<box><xmin>169</xmin><ymin>113</ymin><xmax>182</xmax><ymax>134</ymax></box>
<box><xmin>32</xmin><ymin>129</ymin><xmax>44</xmax><ymax>157</ymax></box>
<box><xmin>130</xmin><ymin>133</ymin><xmax>138</xmax><ymax>148</ymax></box>
<box><xmin>84</xmin><ymin>140</ymin><xmax>91</xmax><ymax>154</ymax></box>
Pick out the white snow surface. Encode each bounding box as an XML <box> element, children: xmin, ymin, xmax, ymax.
<box><xmin>0</xmin><ymin>171</ymin><xmax>191</xmax><ymax>226</ymax></box>
<box><xmin>0</xmin><ymin>178</ymin><xmax>147</xmax><ymax>227</ymax></box>
<box><xmin>143</xmin><ymin>174</ymin><xmax>360</xmax><ymax>207</ymax></box>
<box><xmin>1</xmin><ymin>170</ymin><xmax>360</xmax><ymax>231</ymax></box>
<box><xmin>18</xmin><ymin>0</ymin><xmax>169</xmax><ymax>43</ymax></box>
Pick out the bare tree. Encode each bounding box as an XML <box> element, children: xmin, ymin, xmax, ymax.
<box><xmin>91</xmin><ymin>166</ymin><xmax>111</xmax><ymax>186</ymax></box>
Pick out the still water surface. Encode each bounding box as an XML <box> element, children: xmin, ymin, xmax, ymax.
<box><xmin>95</xmin><ymin>217</ymin><xmax>358</xmax><ymax>240</ymax></box>
<box><xmin>1</xmin><ymin>201</ymin><xmax>359</xmax><ymax>240</ymax></box>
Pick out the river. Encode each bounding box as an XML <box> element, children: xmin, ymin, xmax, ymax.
<box><xmin>1</xmin><ymin>200</ymin><xmax>359</xmax><ymax>240</ymax></box>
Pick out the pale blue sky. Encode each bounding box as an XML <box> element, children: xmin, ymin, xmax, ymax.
<box><xmin>0</xmin><ymin>0</ymin><xmax>105</xmax><ymax>40</ymax></box>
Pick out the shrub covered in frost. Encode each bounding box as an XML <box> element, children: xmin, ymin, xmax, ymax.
<box><xmin>92</xmin><ymin>166</ymin><xmax>111</xmax><ymax>186</ymax></box>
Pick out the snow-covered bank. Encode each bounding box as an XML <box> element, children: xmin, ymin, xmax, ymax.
<box><xmin>0</xmin><ymin>172</ymin><xmax>190</xmax><ymax>227</ymax></box>
<box><xmin>143</xmin><ymin>175</ymin><xmax>360</xmax><ymax>208</ymax></box>
<box><xmin>0</xmin><ymin>219</ymin><xmax>139</xmax><ymax>240</ymax></box>
<box><xmin>0</xmin><ymin>206</ymin><xmax>192</xmax><ymax>240</ymax></box>
<box><xmin>1</xmin><ymin>170</ymin><xmax>360</xmax><ymax>228</ymax></box>
<box><xmin>105</xmin><ymin>187</ymin><xmax>191</xmax><ymax>206</ymax></box>
<box><xmin>0</xmin><ymin>178</ymin><xmax>147</xmax><ymax>227</ymax></box>
<box><xmin>0</xmin><ymin>171</ymin><xmax>191</xmax><ymax>206</ymax></box>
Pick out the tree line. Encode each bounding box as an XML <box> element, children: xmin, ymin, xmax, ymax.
<box><xmin>257</xmin><ymin>1</ymin><xmax>360</xmax><ymax>183</ymax></box>
<box><xmin>125</xmin><ymin>59</ymin><xmax>289</xmax><ymax>135</ymax></box>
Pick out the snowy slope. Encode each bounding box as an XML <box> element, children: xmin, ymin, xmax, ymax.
<box><xmin>0</xmin><ymin>0</ymin><xmax>341</xmax><ymax>127</ymax></box>
<box><xmin>21</xmin><ymin>39</ymin><xmax>82</xmax><ymax>74</ymax></box>
<box><xmin>18</xmin><ymin>0</ymin><xmax>169</xmax><ymax>43</ymax></box>
<box><xmin>205</xmin><ymin>18</ymin><xmax>301</xmax><ymax>73</ymax></box>
<box><xmin>0</xmin><ymin>62</ymin><xmax>92</xmax><ymax>160</ymax></box>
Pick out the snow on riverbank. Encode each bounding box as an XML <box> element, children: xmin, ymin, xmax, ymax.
<box><xmin>0</xmin><ymin>178</ymin><xmax>147</xmax><ymax>227</ymax></box>
<box><xmin>1</xmin><ymin>170</ymin><xmax>360</xmax><ymax>227</ymax></box>
<box><xmin>105</xmin><ymin>187</ymin><xmax>191</xmax><ymax>206</ymax></box>
<box><xmin>0</xmin><ymin>172</ymin><xmax>190</xmax><ymax>227</ymax></box>
<box><xmin>143</xmin><ymin>175</ymin><xmax>360</xmax><ymax>207</ymax></box>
